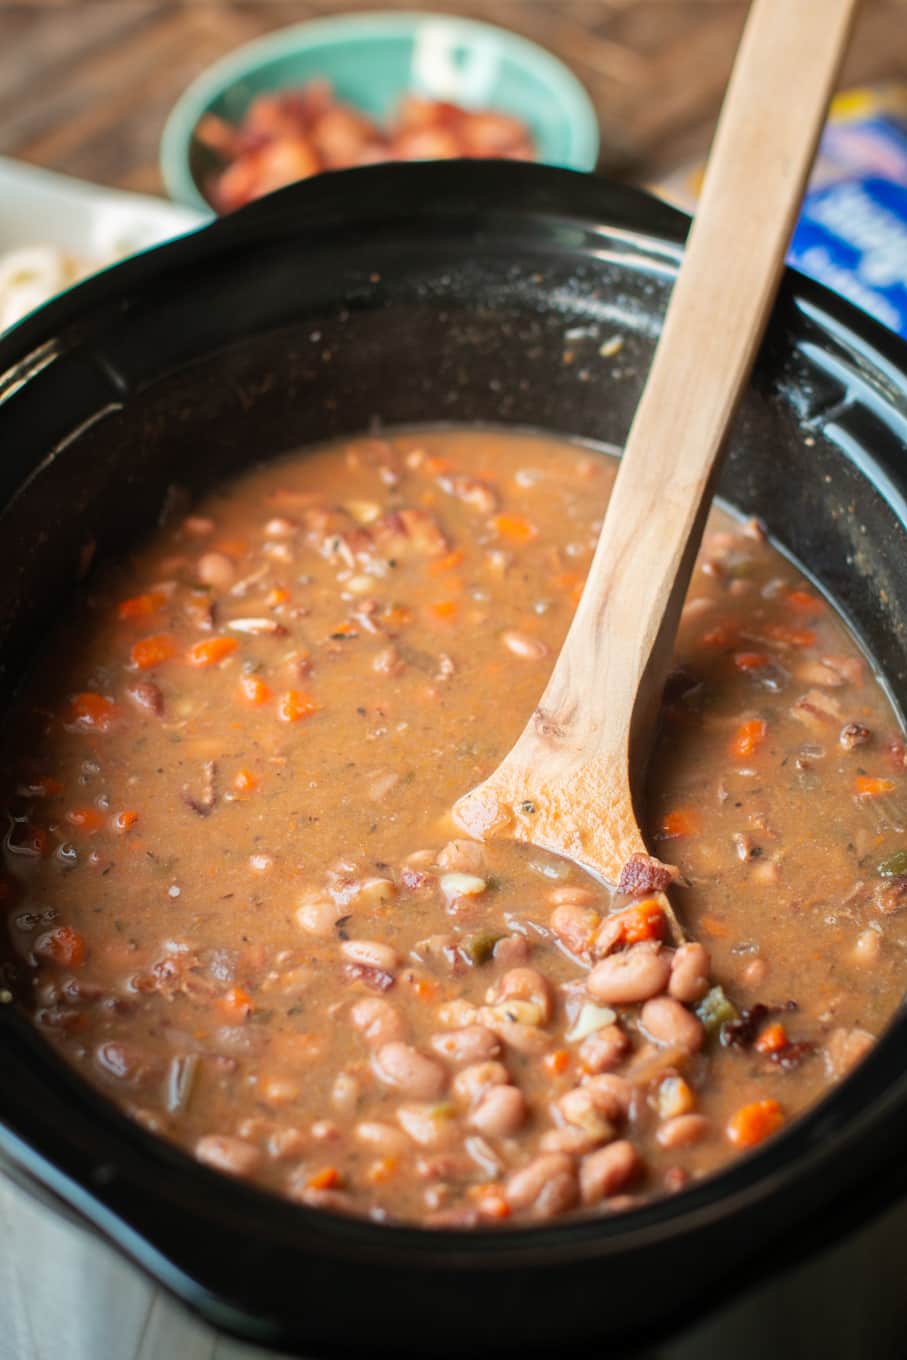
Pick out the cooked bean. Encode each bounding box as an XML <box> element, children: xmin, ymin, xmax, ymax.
<box><xmin>853</xmin><ymin>929</ymin><xmax>881</xmax><ymax>965</ymax></box>
<box><xmin>539</xmin><ymin>1126</ymin><xmax>603</xmax><ymax>1155</ymax></box>
<box><xmin>330</xmin><ymin>1072</ymin><xmax>361</xmax><ymax>1116</ymax></box>
<box><xmin>374</xmin><ymin>1042</ymin><xmax>446</xmax><ymax>1099</ymax></box>
<box><xmin>582</xmin><ymin>1073</ymin><xmax>637</xmax><ymax>1121</ymax></box>
<box><xmin>197</xmin><ymin>551</ymin><xmax>236</xmax><ymax>588</ymax></box>
<box><xmin>501</xmin><ymin>630</ymin><xmax>548</xmax><ymax>660</ymax></box>
<box><xmin>350</xmin><ymin>997</ymin><xmax>403</xmax><ymax>1048</ymax></box>
<box><xmin>548</xmin><ymin>885</ymin><xmax>598</xmax><ymax>908</ymax></box>
<box><xmin>437</xmin><ymin>839</ymin><xmax>485</xmax><ymax>874</ymax></box>
<box><xmin>577</xmin><ymin>1024</ymin><xmax>629</xmax><ymax>1074</ymax></box>
<box><xmin>195</xmin><ymin>1134</ymin><xmax>260</xmax><ymax>1177</ymax></box>
<box><xmin>430</xmin><ymin>1025</ymin><xmax>500</xmax><ymax>1066</ymax></box>
<box><xmin>579</xmin><ymin>1140</ymin><xmax>641</xmax><ymax>1206</ymax></box>
<box><xmin>340</xmin><ymin>939</ymin><xmax>399</xmax><ymax>972</ymax></box>
<box><xmin>355</xmin><ymin>1120</ymin><xmax>410</xmax><ymax>1157</ymax></box>
<box><xmin>587</xmin><ymin>944</ymin><xmax>672</xmax><ymax>1006</ymax></box>
<box><xmin>452</xmin><ymin>1060</ymin><xmax>509</xmax><ymax>1106</ymax></box>
<box><xmin>656</xmin><ymin>1114</ymin><xmax>711</xmax><ymax>1149</ymax></box>
<box><xmin>492</xmin><ymin>934</ymin><xmax>531</xmax><ymax>967</ymax></box>
<box><xmin>550</xmin><ymin>903</ymin><xmax>601</xmax><ymax>957</ymax></box>
<box><xmin>555</xmin><ymin>1086</ymin><xmax>615</xmax><ymax>1142</ymax></box>
<box><xmin>469</xmin><ymin>1084</ymin><xmax>526</xmax><ymax>1137</ymax></box>
<box><xmin>640</xmin><ymin>997</ymin><xmax>706</xmax><ymax>1054</ymax></box>
<box><xmin>668</xmin><ymin>942</ymin><xmax>711</xmax><ymax>1003</ymax></box>
<box><xmin>486</xmin><ymin>967</ymin><xmax>553</xmax><ymax>1023</ymax></box>
<box><xmin>824</xmin><ymin>1026</ymin><xmax>874</xmax><ymax>1079</ymax></box>
<box><xmin>505</xmin><ymin>1153</ymin><xmax>578</xmax><ymax>1218</ymax></box>
<box><xmin>296</xmin><ymin>892</ymin><xmax>343</xmax><ymax>937</ymax></box>
<box><xmin>396</xmin><ymin>1102</ymin><xmax>458</xmax><ymax>1148</ymax></box>
<box><xmin>476</xmin><ymin>1009</ymin><xmax>550</xmax><ymax>1055</ymax></box>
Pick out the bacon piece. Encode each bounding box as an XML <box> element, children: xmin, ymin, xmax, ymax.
<box><xmin>616</xmin><ymin>853</ymin><xmax>678</xmax><ymax>897</ymax></box>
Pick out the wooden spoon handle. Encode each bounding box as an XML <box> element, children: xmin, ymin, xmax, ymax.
<box><xmin>538</xmin><ymin>0</ymin><xmax>859</xmax><ymax>788</ymax></box>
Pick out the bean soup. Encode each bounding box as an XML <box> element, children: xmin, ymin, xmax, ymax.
<box><xmin>3</xmin><ymin>427</ymin><xmax>905</xmax><ymax>1226</ymax></box>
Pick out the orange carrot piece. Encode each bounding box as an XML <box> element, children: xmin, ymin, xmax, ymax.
<box><xmin>660</xmin><ymin>806</ymin><xmax>700</xmax><ymax>839</ymax></box>
<box><xmin>754</xmin><ymin>1022</ymin><xmax>788</xmax><ymax>1055</ymax></box>
<box><xmin>36</xmin><ymin>924</ymin><xmax>86</xmax><ymax>968</ymax></box>
<box><xmin>698</xmin><ymin>913</ymin><xmax>731</xmax><ymax>939</ymax></box>
<box><xmin>238</xmin><ymin>673</ymin><xmax>272</xmax><ymax>705</ymax></box>
<box><xmin>306</xmin><ymin>1166</ymin><xmax>341</xmax><ymax>1191</ymax></box>
<box><xmin>726</xmin><ymin>1098</ymin><xmax>784</xmax><ymax>1148</ymax></box>
<box><xmin>131</xmin><ymin>634</ymin><xmax>177</xmax><ymax>670</ymax></box>
<box><xmin>475</xmin><ymin>1190</ymin><xmax>511</xmax><ymax>1220</ymax></box>
<box><xmin>700</xmin><ymin>623</ymin><xmax>739</xmax><ymax>649</ymax></box>
<box><xmin>733</xmin><ymin>651</ymin><xmax>770</xmax><ymax>671</ymax></box>
<box><xmin>428</xmin><ymin>549</ymin><xmax>465</xmax><ymax>575</ymax></box>
<box><xmin>65</xmin><ymin>807</ymin><xmax>105</xmax><ymax>834</ymax></box>
<box><xmin>543</xmin><ymin>1049</ymin><xmax>571</xmax><ymax>1076</ymax></box>
<box><xmin>113</xmin><ymin>810</ymin><xmax>139</xmax><ymax>833</ymax></box>
<box><xmin>763</xmin><ymin>623</ymin><xmax>816</xmax><ymax>647</ymax></box>
<box><xmin>218</xmin><ymin>986</ymin><xmax>254</xmax><ymax>1021</ymax></box>
<box><xmin>855</xmin><ymin>775</ymin><xmax>896</xmax><ymax>798</ymax></box>
<box><xmin>68</xmin><ymin>692</ymin><xmax>119</xmax><ymax>732</ymax></box>
<box><xmin>117</xmin><ymin>590</ymin><xmax>167</xmax><ymax>621</ymax></box>
<box><xmin>187</xmin><ymin>636</ymin><xmax>238</xmax><ymax>667</ymax></box>
<box><xmin>427</xmin><ymin>600</ymin><xmax>458</xmax><ymax>622</ymax></box>
<box><xmin>233</xmin><ymin>768</ymin><xmax>258</xmax><ymax>794</ymax></box>
<box><xmin>266</xmin><ymin>586</ymin><xmax>290</xmax><ymax>606</ymax></box>
<box><xmin>366</xmin><ymin>1156</ymin><xmax>399</xmax><ymax>1185</ymax></box>
<box><xmin>787</xmin><ymin>589</ymin><xmax>823</xmax><ymax>614</ymax></box>
<box><xmin>617</xmin><ymin>899</ymin><xmax>666</xmax><ymax>944</ymax></box>
<box><xmin>730</xmin><ymin>718</ymin><xmax>767</xmax><ymax>760</ymax></box>
<box><xmin>407</xmin><ymin>975</ymin><xmax>439</xmax><ymax>1002</ymax></box>
<box><xmin>492</xmin><ymin>513</ymin><xmax>537</xmax><ymax>545</ymax></box>
<box><xmin>277</xmin><ymin>690</ymin><xmax>319</xmax><ymax>723</ymax></box>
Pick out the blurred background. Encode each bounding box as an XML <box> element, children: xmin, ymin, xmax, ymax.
<box><xmin>3</xmin><ymin>0</ymin><xmax>907</xmax><ymax>193</ymax></box>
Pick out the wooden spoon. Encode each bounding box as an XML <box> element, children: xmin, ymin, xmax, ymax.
<box><xmin>454</xmin><ymin>0</ymin><xmax>859</xmax><ymax>927</ymax></box>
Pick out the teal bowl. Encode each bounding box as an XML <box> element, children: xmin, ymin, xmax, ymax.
<box><xmin>160</xmin><ymin>11</ymin><xmax>600</xmax><ymax>212</ymax></box>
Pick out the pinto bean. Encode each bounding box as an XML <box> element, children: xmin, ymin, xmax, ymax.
<box><xmin>587</xmin><ymin>943</ymin><xmax>672</xmax><ymax>1006</ymax></box>
<box><xmin>548</xmin><ymin>885</ymin><xmax>598</xmax><ymax>907</ymax></box>
<box><xmin>640</xmin><ymin>997</ymin><xmax>706</xmax><ymax>1054</ymax></box>
<box><xmin>437</xmin><ymin>839</ymin><xmax>485</xmax><ymax>874</ymax></box>
<box><xmin>555</xmin><ymin>1086</ymin><xmax>616</xmax><ymax>1142</ymax></box>
<box><xmin>396</xmin><ymin>1102</ymin><xmax>458</xmax><ymax>1148</ymax></box>
<box><xmin>539</xmin><ymin>1126</ymin><xmax>603</xmax><ymax>1155</ymax></box>
<box><xmin>195</xmin><ymin>1134</ymin><xmax>260</xmax><ymax>1176</ymax></box>
<box><xmin>579</xmin><ymin>1140</ymin><xmax>641</xmax><ymax>1206</ymax></box>
<box><xmin>373</xmin><ymin>1042</ymin><xmax>446</xmax><ymax>1099</ymax></box>
<box><xmin>330</xmin><ymin>1071</ymin><xmax>361</xmax><ymax>1116</ymax></box>
<box><xmin>668</xmin><ymin>942</ymin><xmax>711</xmax><ymax>1004</ymax></box>
<box><xmin>824</xmin><ymin>1025</ymin><xmax>874</xmax><ymax>1079</ymax></box>
<box><xmin>197</xmin><ymin>551</ymin><xmax>235</xmax><ymax>588</ymax></box>
<box><xmin>582</xmin><ymin>1073</ymin><xmax>637</xmax><ymax>1122</ymax></box>
<box><xmin>578</xmin><ymin>1024</ymin><xmax>630</xmax><ymax>1074</ymax></box>
<box><xmin>477</xmin><ymin>1009</ymin><xmax>550</xmax><ymax>1055</ymax></box>
<box><xmin>550</xmin><ymin>904</ymin><xmax>601</xmax><ymax>957</ymax></box>
<box><xmin>452</xmin><ymin>1060</ymin><xmax>509</xmax><ymax>1106</ymax></box>
<box><xmin>486</xmin><ymin>967</ymin><xmax>553</xmax><ymax>1023</ymax></box>
<box><xmin>430</xmin><ymin>1025</ymin><xmax>501</xmax><ymax>1066</ymax></box>
<box><xmin>492</xmin><ymin>934</ymin><xmax>531</xmax><ymax>968</ymax></box>
<box><xmin>350</xmin><ymin>997</ymin><xmax>403</xmax><ymax>1048</ymax></box>
<box><xmin>470</xmin><ymin>1084</ymin><xmax>526</xmax><ymax>1137</ymax></box>
<box><xmin>505</xmin><ymin>1153</ymin><xmax>578</xmax><ymax>1218</ymax></box>
<box><xmin>355</xmin><ymin>1120</ymin><xmax>410</xmax><ymax>1157</ymax></box>
<box><xmin>340</xmin><ymin>939</ymin><xmax>399</xmax><ymax>972</ymax></box>
<box><xmin>656</xmin><ymin>1114</ymin><xmax>712</xmax><ymax>1149</ymax></box>
<box><xmin>296</xmin><ymin>892</ymin><xmax>343</xmax><ymax>937</ymax></box>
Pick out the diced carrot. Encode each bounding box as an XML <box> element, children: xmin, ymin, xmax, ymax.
<box><xmin>552</xmin><ymin>571</ymin><xmax>584</xmax><ymax>608</ymax></box>
<box><xmin>616</xmin><ymin>899</ymin><xmax>666</xmax><ymax>944</ymax></box>
<box><xmin>700</xmin><ymin>623</ymin><xmax>739</xmax><ymax>649</ymax></box>
<box><xmin>763</xmin><ymin>623</ymin><xmax>816</xmax><ymax>648</ymax></box>
<box><xmin>277</xmin><ymin>690</ymin><xmax>319</xmax><ymax>723</ymax></box>
<box><xmin>233</xmin><ymin>768</ymin><xmax>258</xmax><ymax>794</ymax></box>
<box><xmin>425</xmin><ymin>455</ymin><xmax>452</xmax><ymax>476</ymax></box>
<box><xmin>117</xmin><ymin>590</ymin><xmax>167</xmax><ymax>621</ymax></box>
<box><xmin>428</xmin><ymin>549</ymin><xmax>465</xmax><ymax>575</ymax></box>
<box><xmin>329</xmin><ymin>621</ymin><xmax>359</xmax><ymax>638</ymax></box>
<box><xmin>698</xmin><ymin>913</ymin><xmax>731</xmax><ymax>939</ymax></box>
<box><xmin>733</xmin><ymin>651</ymin><xmax>770</xmax><ymax>672</ymax></box>
<box><xmin>476</xmin><ymin>1191</ymin><xmax>511</xmax><ymax>1220</ymax></box>
<box><xmin>427</xmin><ymin>600</ymin><xmax>458</xmax><ymax>622</ymax></box>
<box><xmin>131</xmin><ymin>634</ymin><xmax>177</xmax><ymax>670</ymax></box>
<box><xmin>855</xmin><ymin>775</ymin><xmax>896</xmax><ymax>798</ymax></box>
<box><xmin>113</xmin><ymin>810</ymin><xmax>139</xmax><ymax>833</ymax></box>
<box><xmin>266</xmin><ymin>586</ymin><xmax>290</xmax><ymax>606</ymax></box>
<box><xmin>68</xmin><ymin>692</ymin><xmax>119</xmax><ymax>732</ymax></box>
<box><xmin>492</xmin><ymin>513</ymin><xmax>537</xmax><ymax>545</ymax></box>
<box><xmin>238</xmin><ymin>673</ymin><xmax>272</xmax><ymax>705</ymax></box>
<box><xmin>407</xmin><ymin>974</ymin><xmax>439</xmax><ymax>1002</ymax></box>
<box><xmin>218</xmin><ymin>986</ymin><xmax>254</xmax><ymax>1021</ymax></box>
<box><xmin>306</xmin><ymin>1166</ymin><xmax>341</xmax><ymax>1191</ymax></box>
<box><xmin>731</xmin><ymin>718</ymin><xmax>767</xmax><ymax>760</ymax></box>
<box><xmin>187</xmin><ymin>636</ymin><xmax>238</xmax><ymax>667</ymax></box>
<box><xmin>543</xmin><ymin>1048</ymin><xmax>571</xmax><ymax>1076</ymax></box>
<box><xmin>36</xmin><ymin>924</ymin><xmax>86</xmax><ymax>968</ymax></box>
<box><xmin>65</xmin><ymin>807</ymin><xmax>105</xmax><ymax>834</ymax></box>
<box><xmin>787</xmin><ymin>589</ymin><xmax>823</xmax><ymax>614</ymax></box>
<box><xmin>660</xmin><ymin>806</ymin><xmax>700</xmax><ymax>839</ymax></box>
<box><xmin>382</xmin><ymin>605</ymin><xmax>412</xmax><ymax>629</ymax></box>
<box><xmin>366</xmin><ymin>1156</ymin><xmax>398</xmax><ymax>1185</ymax></box>
<box><xmin>726</xmin><ymin>1098</ymin><xmax>784</xmax><ymax>1148</ymax></box>
<box><xmin>755</xmin><ymin>1022</ymin><xmax>788</xmax><ymax>1055</ymax></box>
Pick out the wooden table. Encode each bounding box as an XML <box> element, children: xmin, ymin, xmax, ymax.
<box><xmin>2</xmin><ymin>0</ymin><xmax>906</xmax><ymax>196</ymax></box>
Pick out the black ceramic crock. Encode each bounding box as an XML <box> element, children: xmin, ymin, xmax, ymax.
<box><xmin>1</xmin><ymin>163</ymin><xmax>907</xmax><ymax>1358</ymax></box>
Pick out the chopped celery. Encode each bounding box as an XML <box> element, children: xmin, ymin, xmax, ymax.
<box><xmin>462</xmin><ymin>930</ymin><xmax>503</xmax><ymax>965</ymax></box>
<box><xmin>696</xmin><ymin>985</ymin><xmax>739</xmax><ymax>1037</ymax></box>
<box><xmin>878</xmin><ymin>849</ymin><xmax>907</xmax><ymax>878</ymax></box>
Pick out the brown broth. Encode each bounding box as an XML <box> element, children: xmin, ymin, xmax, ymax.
<box><xmin>2</xmin><ymin>427</ymin><xmax>905</xmax><ymax>1225</ymax></box>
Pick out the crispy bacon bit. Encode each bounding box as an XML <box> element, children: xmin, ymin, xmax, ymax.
<box><xmin>840</xmin><ymin>722</ymin><xmax>872</xmax><ymax>751</ymax></box>
<box><xmin>343</xmin><ymin>962</ymin><xmax>395</xmax><ymax>993</ymax></box>
<box><xmin>616</xmin><ymin>853</ymin><xmax>678</xmax><ymax>897</ymax></box>
<box><xmin>721</xmin><ymin>1003</ymin><xmax>769</xmax><ymax>1049</ymax></box>
<box><xmin>181</xmin><ymin>761</ymin><xmax>218</xmax><ymax>817</ymax></box>
<box><xmin>127</xmin><ymin>679</ymin><xmax>164</xmax><ymax>717</ymax></box>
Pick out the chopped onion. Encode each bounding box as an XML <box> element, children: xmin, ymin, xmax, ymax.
<box><xmin>565</xmin><ymin>1002</ymin><xmax>617</xmax><ymax>1043</ymax></box>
